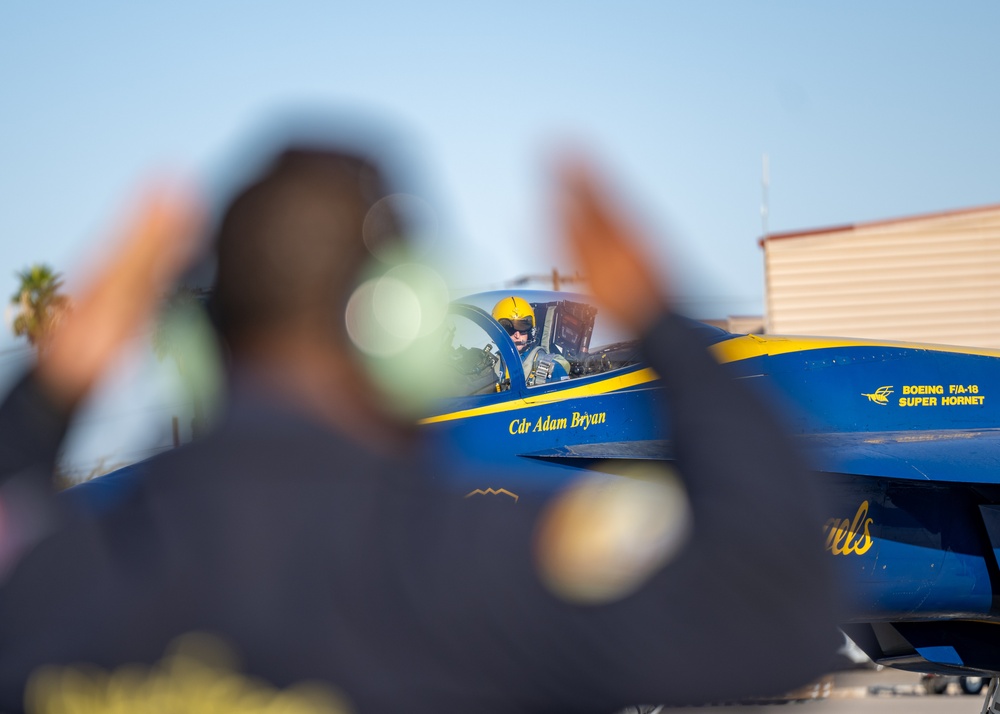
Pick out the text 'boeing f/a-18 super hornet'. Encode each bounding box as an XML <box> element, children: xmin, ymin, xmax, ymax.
<box><xmin>419</xmin><ymin>289</ymin><xmax>1000</xmax><ymax>711</ymax></box>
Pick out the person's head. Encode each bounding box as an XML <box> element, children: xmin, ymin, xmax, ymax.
<box><xmin>205</xmin><ymin>145</ymin><xmax>423</xmax><ymax>443</ymax></box>
<box><xmin>492</xmin><ymin>296</ymin><xmax>535</xmax><ymax>354</ymax></box>
<box><xmin>210</xmin><ymin>146</ymin><xmax>403</xmax><ymax>353</ymax></box>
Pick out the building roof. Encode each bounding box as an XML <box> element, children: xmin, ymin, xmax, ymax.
<box><xmin>758</xmin><ymin>202</ymin><xmax>1000</xmax><ymax>246</ymax></box>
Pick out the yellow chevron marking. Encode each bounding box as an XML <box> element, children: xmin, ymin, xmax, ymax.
<box><xmin>465</xmin><ymin>488</ymin><xmax>519</xmax><ymax>503</ymax></box>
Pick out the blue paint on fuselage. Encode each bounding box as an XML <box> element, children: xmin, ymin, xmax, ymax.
<box><xmin>63</xmin><ymin>293</ymin><xmax>1000</xmax><ymax>651</ymax></box>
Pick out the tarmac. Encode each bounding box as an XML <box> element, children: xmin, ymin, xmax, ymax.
<box><xmin>630</xmin><ymin>667</ymin><xmax>992</xmax><ymax>713</ymax></box>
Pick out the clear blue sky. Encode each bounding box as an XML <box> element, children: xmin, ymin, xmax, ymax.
<box><xmin>2</xmin><ymin>1</ymin><xmax>998</xmax><ymax>469</ymax></box>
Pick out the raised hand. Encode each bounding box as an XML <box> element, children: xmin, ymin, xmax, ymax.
<box><xmin>37</xmin><ymin>181</ymin><xmax>203</xmax><ymax>410</ymax></box>
<box><xmin>555</xmin><ymin>156</ymin><xmax>670</xmax><ymax>334</ymax></box>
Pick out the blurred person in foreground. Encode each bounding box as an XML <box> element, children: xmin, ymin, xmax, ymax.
<box><xmin>0</xmin><ymin>143</ymin><xmax>838</xmax><ymax>713</ymax></box>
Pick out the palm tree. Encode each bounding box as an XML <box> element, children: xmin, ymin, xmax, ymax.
<box><xmin>10</xmin><ymin>264</ymin><xmax>71</xmax><ymax>346</ymax></box>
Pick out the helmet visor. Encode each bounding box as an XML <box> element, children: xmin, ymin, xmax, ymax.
<box><xmin>499</xmin><ymin>317</ymin><xmax>533</xmax><ymax>335</ymax></box>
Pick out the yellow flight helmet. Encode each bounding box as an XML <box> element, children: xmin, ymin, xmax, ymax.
<box><xmin>491</xmin><ymin>296</ymin><xmax>535</xmax><ymax>337</ymax></box>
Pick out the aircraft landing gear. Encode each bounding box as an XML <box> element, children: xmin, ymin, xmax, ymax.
<box><xmin>965</xmin><ymin>677</ymin><xmax>986</xmax><ymax>695</ymax></box>
<box><xmin>981</xmin><ymin>678</ymin><xmax>999</xmax><ymax>714</ymax></box>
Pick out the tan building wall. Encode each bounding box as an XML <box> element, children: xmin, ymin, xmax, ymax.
<box><xmin>762</xmin><ymin>204</ymin><xmax>1000</xmax><ymax>348</ymax></box>
<box><xmin>703</xmin><ymin>316</ymin><xmax>765</xmax><ymax>334</ymax></box>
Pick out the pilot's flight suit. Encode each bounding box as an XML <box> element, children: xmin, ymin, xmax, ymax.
<box><xmin>0</xmin><ymin>313</ymin><xmax>839</xmax><ymax>713</ymax></box>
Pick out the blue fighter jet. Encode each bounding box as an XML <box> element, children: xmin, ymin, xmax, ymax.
<box><xmin>420</xmin><ymin>289</ymin><xmax>1000</xmax><ymax>708</ymax></box>
<box><xmin>63</xmin><ymin>287</ymin><xmax>1000</xmax><ymax>709</ymax></box>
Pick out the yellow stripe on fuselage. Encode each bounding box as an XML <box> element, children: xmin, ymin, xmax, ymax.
<box><xmin>420</xmin><ymin>334</ymin><xmax>1000</xmax><ymax>426</ymax></box>
<box><xmin>710</xmin><ymin>333</ymin><xmax>1000</xmax><ymax>364</ymax></box>
<box><xmin>418</xmin><ymin>367</ymin><xmax>659</xmax><ymax>425</ymax></box>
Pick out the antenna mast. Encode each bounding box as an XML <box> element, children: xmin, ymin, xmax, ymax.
<box><xmin>761</xmin><ymin>153</ymin><xmax>770</xmax><ymax>238</ymax></box>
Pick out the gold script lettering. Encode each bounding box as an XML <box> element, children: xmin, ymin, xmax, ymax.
<box><xmin>823</xmin><ymin>501</ymin><xmax>874</xmax><ymax>556</ymax></box>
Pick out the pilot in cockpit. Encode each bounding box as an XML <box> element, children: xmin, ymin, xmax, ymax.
<box><xmin>492</xmin><ymin>295</ymin><xmax>570</xmax><ymax>385</ymax></box>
